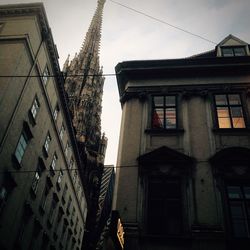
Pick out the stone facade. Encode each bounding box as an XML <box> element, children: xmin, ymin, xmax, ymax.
<box><xmin>114</xmin><ymin>35</ymin><xmax>250</xmax><ymax>250</ymax></box>
<box><xmin>0</xmin><ymin>3</ymin><xmax>87</xmax><ymax>250</ymax></box>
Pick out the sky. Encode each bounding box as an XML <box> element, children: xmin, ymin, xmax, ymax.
<box><xmin>1</xmin><ymin>0</ymin><xmax>250</xmax><ymax>165</ymax></box>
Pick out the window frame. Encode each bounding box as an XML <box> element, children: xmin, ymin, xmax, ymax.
<box><xmin>221</xmin><ymin>46</ymin><xmax>247</xmax><ymax>57</ymax></box>
<box><xmin>151</xmin><ymin>95</ymin><xmax>178</xmax><ymax>130</ymax></box>
<box><xmin>31</xmin><ymin>164</ymin><xmax>42</xmax><ymax>195</ymax></box>
<box><xmin>42</xmin><ymin>65</ymin><xmax>50</xmax><ymax>86</ymax></box>
<box><xmin>14</xmin><ymin>132</ymin><xmax>29</xmax><ymax>164</ymax></box>
<box><xmin>146</xmin><ymin>176</ymin><xmax>184</xmax><ymax>236</ymax></box>
<box><xmin>213</xmin><ymin>93</ymin><xmax>247</xmax><ymax>129</ymax></box>
<box><xmin>30</xmin><ymin>96</ymin><xmax>40</xmax><ymax>121</ymax></box>
<box><xmin>226</xmin><ymin>182</ymin><xmax>250</xmax><ymax>239</ymax></box>
<box><xmin>43</xmin><ymin>132</ymin><xmax>51</xmax><ymax>155</ymax></box>
<box><xmin>53</xmin><ymin>104</ymin><xmax>59</xmax><ymax>121</ymax></box>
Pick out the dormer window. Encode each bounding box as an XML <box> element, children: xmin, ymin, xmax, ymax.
<box><xmin>221</xmin><ymin>46</ymin><xmax>246</xmax><ymax>57</ymax></box>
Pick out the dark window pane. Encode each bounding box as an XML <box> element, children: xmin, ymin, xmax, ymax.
<box><xmin>165</xmin><ymin>108</ymin><xmax>176</xmax><ymax>129</ymax></box>
<box><xmin>230</xmin><ymin>201</ymin><xmax>245</xmax><ymax>219</ymax></box>
<box><xmin>232</xmin><ymin>220</ymin><xmax>248</xmax><ymax>237</ymax></box>
<box><xmin>227</xmin><ymin>186</ymin><xmax>242</xmax><ymax>199</ymax></box>
<box><xmin>244</xmin><ymin>187</ymin><xmax>250</xmax><ymax>199</ymax></box>
<box><xmin>222</xmin><ymin>48</ymin><xmax>234</xmax><ymax>57</ymax></box>
<box><xmin>164</xmin><ymin>180</ymin><xmax>181</xmax><ymax>198</ymax></box>
<box><xmin>215</xmin><ymin>95</ymin><xmax>227</xmax><ymax>105</ymax></box>
<box><xmin>152</xmin><ymin>109</ymin><xmax>164</xmax><ymax>128</ymax></box>
<box><xmin>165</xmin><ymin>96</ymin><xmax>176</xmax><ymax>106</ymax></box>
<box><xmin>234</xmin><ymin>47</ymin><xmax>246</xmax><ymax>56</ymax></box>
<box><xmin>153</xmin><ymin>96</ymin><xmax>164</xmax><ymax>107</ymax></box>
<box><xmin>165</xmin><ymin>201</ymin><xmax>182</xmax><ymax>235</ymax></box>
<box><xmin>230</xmin><ymin>107</ymin><xmax>245</xmax><ymax>128</ymax></box>
<box><xmin>228</xmin><ymin>94</ymin><xmax>242</xmax><ymax>105</ymax></box>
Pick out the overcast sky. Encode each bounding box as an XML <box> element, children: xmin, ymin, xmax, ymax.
<box><xmin>1</xmin><ymin>0</ymin><xmax>250</xmax><ymax>165</ymax></box>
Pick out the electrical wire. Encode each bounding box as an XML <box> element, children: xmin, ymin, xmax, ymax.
<box><xmin>0</xmin><ymin>161</ymin><xmax>209</xmax><ymax>174</ymax></box>
<box><xmin>0</xmin><ymin>73</ymin><xmax>118</xmax><ymax>78</ymax></box>
<box><xmin>109</xmin><ymin>0</ymin><xmax>217</xmax><ymax>45</ymax></box>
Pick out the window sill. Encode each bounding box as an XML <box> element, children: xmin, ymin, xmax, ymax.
<box><xmin>212</xmin><ymin>128</ymin><xmax>250</xmax><ymax>134</ymax></box>
<box><xmin>145</xmin><ymin>128</ymin><xmax>184</xmax><ymax>135</ymax></box>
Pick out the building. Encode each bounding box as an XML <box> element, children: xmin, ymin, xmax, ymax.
<box><xmin>0</xmin><ymin>3</ymin><xmax>87</xmax><ymax>249</ymax></box>
<box><xmin>96</xmin><ymin>165</ymin><xmax>115</xmax><ymax>250</ymax></box>
<box><xmin>114</xmin><ymin>35</ymin><xmax>250</xmax><ymax>250</ymax></box>
<box><xmin>62</xmin><ymin>0</ymin><xmax>108</xmax><ymax>249</ymax></box>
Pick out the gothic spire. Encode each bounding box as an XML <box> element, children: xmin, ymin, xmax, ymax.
<box><xmin>64</xmin><ymin>0</ymin><xmax>106</xmax><ymax>152</ymax></box>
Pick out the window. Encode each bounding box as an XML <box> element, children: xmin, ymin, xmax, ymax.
<box><xmin>0</xmin><ymin>172</ymin><xmax>16</xmax><ymax>215</ymax></box>
<box><xmin>30</xmin><ymin>96</ymin><xmax>40</xmax><ymax>120</ymax></box>
<box><xmin>214</xmin><ymin>94</ymin><xmax>246</xmax><ymax>128</ymax></box>
<box><xmin>50</xmin><ymin>153</ymin><xmax>58</xmax><ymax>176</ymax></box>
<box><xmin>40</xmin><ymin>184</ymin><xmax>50</xmax><ymax>213</ymax></box>
<box><xmin>69</xmin><ymin>157</ymin><xmax>74</xmax><ymax>169</ymax></box>
<box><xmin>53</xmin><ymin>105</ymin><xmax>59</xmax><ymax>121</ymax></box>
<box><xmin>59</xmin><ymin>125</ymin><xmax>65</xmax><ymax>140</ymax></box>
<box><xmin>62</xmin><ymin>184</ymin><xmax>68</xmax><ymax>203</ymax></box>
<box><xmin>221</xmin><ymin>46</ymin><xmax>246</xmax><ymax>57</ymax></box>
<box><xmin>0</xmin><ymin>187</ymin><xmax>8</xmax><ymax>215</ymax></box>
<box><xmin>57</xmin><ymin>170</ymin><xmax>63</xmax><ymax>186</ymax></box>
<box><xmin>147</xmin><ymin>177</ymin><xmax>182</xmax><ymax>235</ymax></box>
<box><xmin>43</xmin><ymin>132</ymin><xmax>51</xmax><ymax>154</ymax></box>
<box><xmin>227</xmin><ymin>184</ymin><xmax>250</xmax><ymax>238</ymax></box>
<box><xmin>15</xmin><ymin>132</ymin><xmax>28</xmax><ymax>164</ymax></box>
<box><xmin>66</xmin><ymin>196</ymin><xmax>72</xmax><ymax>214</ymax></box>
<box><xmin>31</xmin><ymin>165</ymin><xmax>42</xmax><ymax>194</ymax></box>
<box><xmin>152</xmin><ymin>95</ymin><xmax>177</xmax><ymax>129</ymax></box>
<box><xmin>48</xmin><ymin>195</ymin><xmax>58</xmax><ymax>225</ymax></box>
<box><xmin>65</xmin><ymin>142</ymin><xmax>70</xmax><ymax>159</ymax></box>
<box><xmin>42</xmin><ymin>65</ymin><xmax>50</xmax><ymax>86</ymax></box>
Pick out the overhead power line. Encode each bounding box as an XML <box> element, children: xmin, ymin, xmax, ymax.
<box><xmin>109</xmin><ymin>0</ymin><xmax>217</xmax><ymax>45</ymax></box>
<box><xmin>0</xmin><ymin>74</ymin><xmax>117</xmax><ymax>78</ymax></box>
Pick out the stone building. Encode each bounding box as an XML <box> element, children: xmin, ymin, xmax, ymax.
<box><xmin>62</xmin><ymin>0</ymin><xmax>108</xmax><ymax>249</ymax></box>
<box><xmin>114</xmin><ymin>35</ymin><xmax>250</xmax><ymax>250</ymax></box>
<box><xmin>0</xmin><ymin>3</ymin><xmax>87</xmax><ymax>249</ymax></box>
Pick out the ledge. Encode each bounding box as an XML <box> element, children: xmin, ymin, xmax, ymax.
<box><xmin>212</xmin><ymin>128</ymin><xmax>250</xmax><ymax>134</ymax></box>
<box><xmin>145</xmin><ymin>128</ymin><xmax>184</xmax><ymax>135</ymax></box>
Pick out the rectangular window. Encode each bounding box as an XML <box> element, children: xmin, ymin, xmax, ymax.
<box><xmin>0</xmin><ymin>187</ymin><xmax>8</xmax><ymax>215</ymax></box>
<box><xmin>152</xmin><ymin>95</ymin><xmax>177</xmax><ymax>129</ymax></box>
<box><xmin>42</xmin><ymin>65</ymin><xmax>50</xmax><ymax>86</ymax></box>
<box><xmin>62</xmin><ymin>184</ymin><xmax>68</xmax><ymax>202</ymax></box>
<box><xmin>57</xmin><ymin>170</ymin><xmax>63</xmax><ymax>186</ymax></box>
<box><xmin>214</xmin><ymin>94</ymin><xmax>246</xmax><ymax>128</ymax></box>
<box><xmin>50</xmin><ymin>153</ymin><xmax>58</xmax><ymax>176</ymax></box>
<box><xmin>65</xmin><ymin>142</ymin><xmax>70</xmax><ymax>158</ymax></box>
<box><xmin>48</xmin><ymin>197</ymin><xmax>58</xmax><ymax>224</ymax></box>
<box><xmin>147</xmin><ymin>177</ymin><xmax>182</xmax><ymax>235</ymax></box>
<box><xmin>53</xmin><ymin>105</ymin><xmax>59</xmax><ymax>121</ymax></box>
<box><xmin>14</xmin><ymin>132</ymin><xmax>28</xmax><ymax>164</ymax></box>
<box><xmin>31</xmin><ymin>165</ymin><xmax>42</xmax><ymax>194</ymax></box>
<box><xmin>30</xmin><ymin>96</ymin><xmax>40</xmax><ymax>120</ymax></box>
<box><xmin>59</xmin><ymin>125</ymin><xmax>65</xmax><ymax>140</ymax></box>
<box><xmin>67</xmin><ymin>196</ymin><xmax>72</xmax><ymax>213</ymax></box>
<box><xmin>222</xmin><ymin>47</ymin><xmax>246</xmax><ymax>57</ymax></box>
<box><xmin>43</xmin><ymin>132</ymin><xmax>51</xmax><ymax>153</ymax></box>
<box><xmin>40</xmin><ymin>184</ymin><xmax>50</xmax><ymax>212</ymax></box>
<box><xmin>227</xmin><ymin>184</ymin><xmax>250</xmax><ymax>238</ymax></box>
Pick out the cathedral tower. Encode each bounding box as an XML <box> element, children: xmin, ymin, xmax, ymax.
<box><xmin>63</xmin><ymin>0</ymin><xmax>106</xmax><ymax>153</ymax></box>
